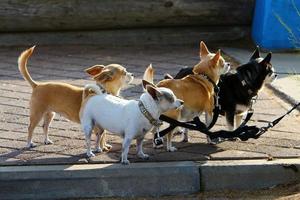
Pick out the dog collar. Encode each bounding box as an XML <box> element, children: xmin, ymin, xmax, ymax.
<box><xmin>138</xmin><ymin>100</ymin><xmax>163</xmax><ymax>127</ymax></box>
<box><xmin>96</xmin><ymin>83</ymin><xmax>108</xmax><ymax>94</ymax></box>
<box><xmin>198</xmin><ymin>74</ymin><xmax>220</xmax><ymax>94</ymax></box>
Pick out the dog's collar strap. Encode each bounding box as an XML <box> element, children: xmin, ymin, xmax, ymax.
<box><xmin>96</xmin><ymin>83</ymin><xmax>108</xmax><ymax>94</ymax></box>
<box><xmin>198</xmin><ymin>73</ymin><xmax>220</xmax><ymax>94</ymax></box>
<box><xmin>138</xmin><ymin>100</ymin><xmax>162</xmax><ymax>127</ymax></box>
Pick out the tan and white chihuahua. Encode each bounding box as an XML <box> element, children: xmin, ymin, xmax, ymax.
<box><xmin>18</xmin><ymin>46</ymin><xmax>133</xmax><ymax>148</ymax></box>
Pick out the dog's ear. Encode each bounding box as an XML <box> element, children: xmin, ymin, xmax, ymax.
<box><xmin>85</xmin><ymin>65</ymin><xmax>105</xmax><ymax>76</ymax></box>
<box><xmin>261</xmin><ymin>52</ymin><xmax>272</xmax><ymax>64</ymax></box>
<box><xmin>250</xmin><ymin>46</ymin><xmax>260</xmax><ymax>60</ymax></box>
<box><xmin>93</xmin><ymin>69</ymin><xmax>114</xmax><ymax>82</ymax></box>
<box><xmin>146</xmin><ymin>85</ymin><xmax>162</xmax><ymax>100</ymax></box>
<box><xmin>211</xmin><ymin>49</ymin><xmax>221</xmax><ymax>66</ymax></box>
<box><xmin>200</xmin><ymin>41</ymin><xmax>210</xmax><ymax>58</ymax></box>
<box><xmin>164</xmin><ymin>73</ymin><xmax>174</xmax><ymax>79</ymax></box>
<box><xmin>142</xmin><ymin>80</ymin><xmax>156</xmax><ymax>89</ymax></box>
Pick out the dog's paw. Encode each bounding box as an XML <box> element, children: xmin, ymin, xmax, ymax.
<box><xmin>167</xmin><ymin>146</ymin><xmax>177</xmax><ymax>152</ymax></box>
<box><xmin>44</xmin><ymin>139</ymin><xmax>54</xmax><ymax>145</ymax></box>
<box><xmin>95</xmin><ymin>147</ymin><xmax>103</xmax><ymax>153</ymax></box>
<box><xmin>121</xmin><ymin>159</ymin><xmax>130</xmax><ymax>165</ymax></box>
<box><xmin>26</xmin><ymin>142</ymin><xmax>37</xmax><ymax>149</ymax></box>
<box><xmin>207</xmin><ymin>137</ymin><xmax>224</xmax><ymax>145</ymax></box>
<box><xmin>179</xmin><ymin>137</ymin><xmax>189</xmax><ymax>143</ymax></box>
<box><xmin>87</xmin><ymin>151</ymin><xmax>95</xmax><ymax>157</ymax></box>
<box><xmin>105</xmin><ymin>143</ymin><xmax>112</xmax><ymax>149</ymax></box>
<box><xmin>138</xmin><ymin>153</ymin><xmax>149</xmax><ymax>160</ymax></box>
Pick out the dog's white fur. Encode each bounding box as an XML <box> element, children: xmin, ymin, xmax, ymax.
<box><xmin>80</xmin><ymin>80</ymin><xmax>183</xmax><ymax>164</ymax></box>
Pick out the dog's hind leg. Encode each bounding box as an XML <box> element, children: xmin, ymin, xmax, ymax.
<box><xmin>100</xmin><ymin>132</ymin><xmax>112</xmax><ymax>151</ymax></box>
<box><xmin>43</xmin><ymin>111</ymin><xmax>55</xmax><ymax>145</ymax></box>
<box><xmin>167</xmin><ymin>132</ymin><xmax>177</xmax><ymax>152</ymax></box>
<box><xmin>94</xmin><ymin>126</ymin><xmax>104</xmax><ymax>153</ymax></box>
<box><xmin>27</xmin><ymin>103</ymin><xmax>46</xmax><ymax>148</ymax></box>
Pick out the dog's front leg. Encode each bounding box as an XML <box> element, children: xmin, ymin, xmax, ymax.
<box><xmin>225</xmin><ymin>112</ymin><xmax>235</xmax><ymax>131</ymax></box>
<box><xmin>235</xmin><ymin>114</ymin><xmax>243</xmax><ymax>129</ymax></box>
<box><xmin>205</xmin><ymin>112</ymin><xmax>214</xmax><ymax>144</ymax></box>
<box><xmin>136</xmin><ymin>136</ymin><xmax>149</xmax><ymax>160</ymax></box>
<box><xmin>121</xmin><ymin>136</ymin><xmax>133</xmax><ymax>165</ymax></box>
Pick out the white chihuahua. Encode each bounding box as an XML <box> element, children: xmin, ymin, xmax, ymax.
<box><xmin>80</xmin><ymin>79</ymin><xmax>183</xmax><ymax>164</ymax></box>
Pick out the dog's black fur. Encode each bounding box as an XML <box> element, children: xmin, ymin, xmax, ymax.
<box><xmin>165</xmin><ymin>47</ymin><xmax>276</xmax><ymax>129</ymax></box>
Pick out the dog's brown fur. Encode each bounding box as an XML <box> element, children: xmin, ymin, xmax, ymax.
<box><xmin>144</xmin><ymin>41</ymin><xmax>227</xmax><ymax>151</ymax></box>
<box><xmin>19</xmin><ymin>46</ymin><xmax>131</xmax><ymax>149</ymax></box>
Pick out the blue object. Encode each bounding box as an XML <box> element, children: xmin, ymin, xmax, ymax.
<box><xmin>252</xmin><ymin>0</ymin><xmax>300</xmax><ymax>51</ymax></box>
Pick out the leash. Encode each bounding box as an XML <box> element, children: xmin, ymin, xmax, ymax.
<box><xmin>156</xmin><ymin>102</ymin><xmax>300</xmax><ymax>143</ymax></box>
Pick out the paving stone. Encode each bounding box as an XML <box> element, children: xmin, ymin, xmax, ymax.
<box><xmin>210</xmin><ymin>150</ymin><xmax>268</xmax><ymax>160</ymax></box>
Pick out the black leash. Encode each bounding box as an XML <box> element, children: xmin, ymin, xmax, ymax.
<box><xmin>155</xmin><ymin>102</ymin><xmax>300</xmax><ymax>144</ymax></box>
<box><xmin>255</xmin><ymin>102</ymin><xmax>300</xmax><ymax>137</ymax></box>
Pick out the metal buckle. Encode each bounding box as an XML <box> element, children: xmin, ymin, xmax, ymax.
<box><xmin>154</xmin><ymin>137</ymin><xmax>164</xmax><ymax>146</ymax></box>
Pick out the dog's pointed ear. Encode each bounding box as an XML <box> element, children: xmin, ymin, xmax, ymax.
<box><xmin>261</xmin><ymin>52</ymin><xmax>272</xmax><ymax>64</ymax></box>
<box><xmin>142</xmin><ymin>80</ymin><xmax>156</xmax><ymax>90</ymax></box>
<box><xmin>211</xmin><ymin>49</ymin><xmax>221</xmax><ymax>66</ymax></box>
<box><xmin>250</xmin><ymin>46</ymin><xmax>260</xmax><ymax>60</ymax></box>
<box><xmin>93</xmin><ymin>69</ymin><xmax>114</xmax><ymax>82</ymax></box>
<box><xmin>146</xmin><ymin>85</ymin><xmax>162</xmax><ymax>100</ymax></box>
<box><xmin>164</xmin><ymin>73</ymin><xmax>174</xmax><ymax>79</ymax></box>
<box><xmin>200</xmin><ymin>41</ymin><xmax>210</xmax><ymax>58</ymax></box>
<box><xmin>85</xmin><ymin>65</ymin><xmax>105</xmax><ymax>76</ymax></box>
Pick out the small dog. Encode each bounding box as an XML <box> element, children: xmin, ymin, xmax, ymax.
<box><xmin>164</xmin><ymin>47</ymin><xmax>276</xmax><ymax>143</ymax></box>
<box><xmin>80</xmin><ymin>76</ymin><xmax>183</xmax><ymax>164</ymax></box>
<box><xmin>143</xmin><ymin>42</ymin><xmax>230</xmax><ymax>151</ymax></box>
<box><xmin>18</xmin><ymin>46</ymin><xmax>133</xmax><ymax>148</ymax></box>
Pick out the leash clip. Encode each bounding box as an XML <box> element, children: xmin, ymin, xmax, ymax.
<box><xmin>153</xmin><ymin>127</ymin><xmax>164</xmax><ymax>146</ymax></box>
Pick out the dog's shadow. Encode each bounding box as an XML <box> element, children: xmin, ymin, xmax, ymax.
<box><xmin>96</xmin><ymin>139</ymin><xmax>222</xmax><ymax>164</ymax></box>
<box><xmin>0</xmin><ymin>147</ymin><xmax>88</xmax><ymax>166</ymax></box>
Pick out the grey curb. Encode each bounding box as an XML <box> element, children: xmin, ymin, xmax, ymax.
<box><xmin>199</xmin><ymin>159</ymin><xmax>300</xmax><ymax>191</ymax></box>
<box><xmin>0</xmin><ymin>161</ymin><xmax>200</xmax><ymax>200</ymax></box>
<box><xmin>0</xmin><ymin>159</ymin><xmax>300</xmax><ymax>199</ymax></box>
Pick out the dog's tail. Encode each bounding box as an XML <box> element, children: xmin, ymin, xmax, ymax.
<box><xmin>143</xmin><ymin>64</ymin><xmax>154</xmax><ymax>84</ymax></box>
<box><xmin>82</xmin><ymin>84</ymin><xmax>103</xmax><ymax>102</ymax></box>
<box><xmin>18</xmin><ymin>46</ymin><xmax>38</xmax><ymax>88</ymax></box>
